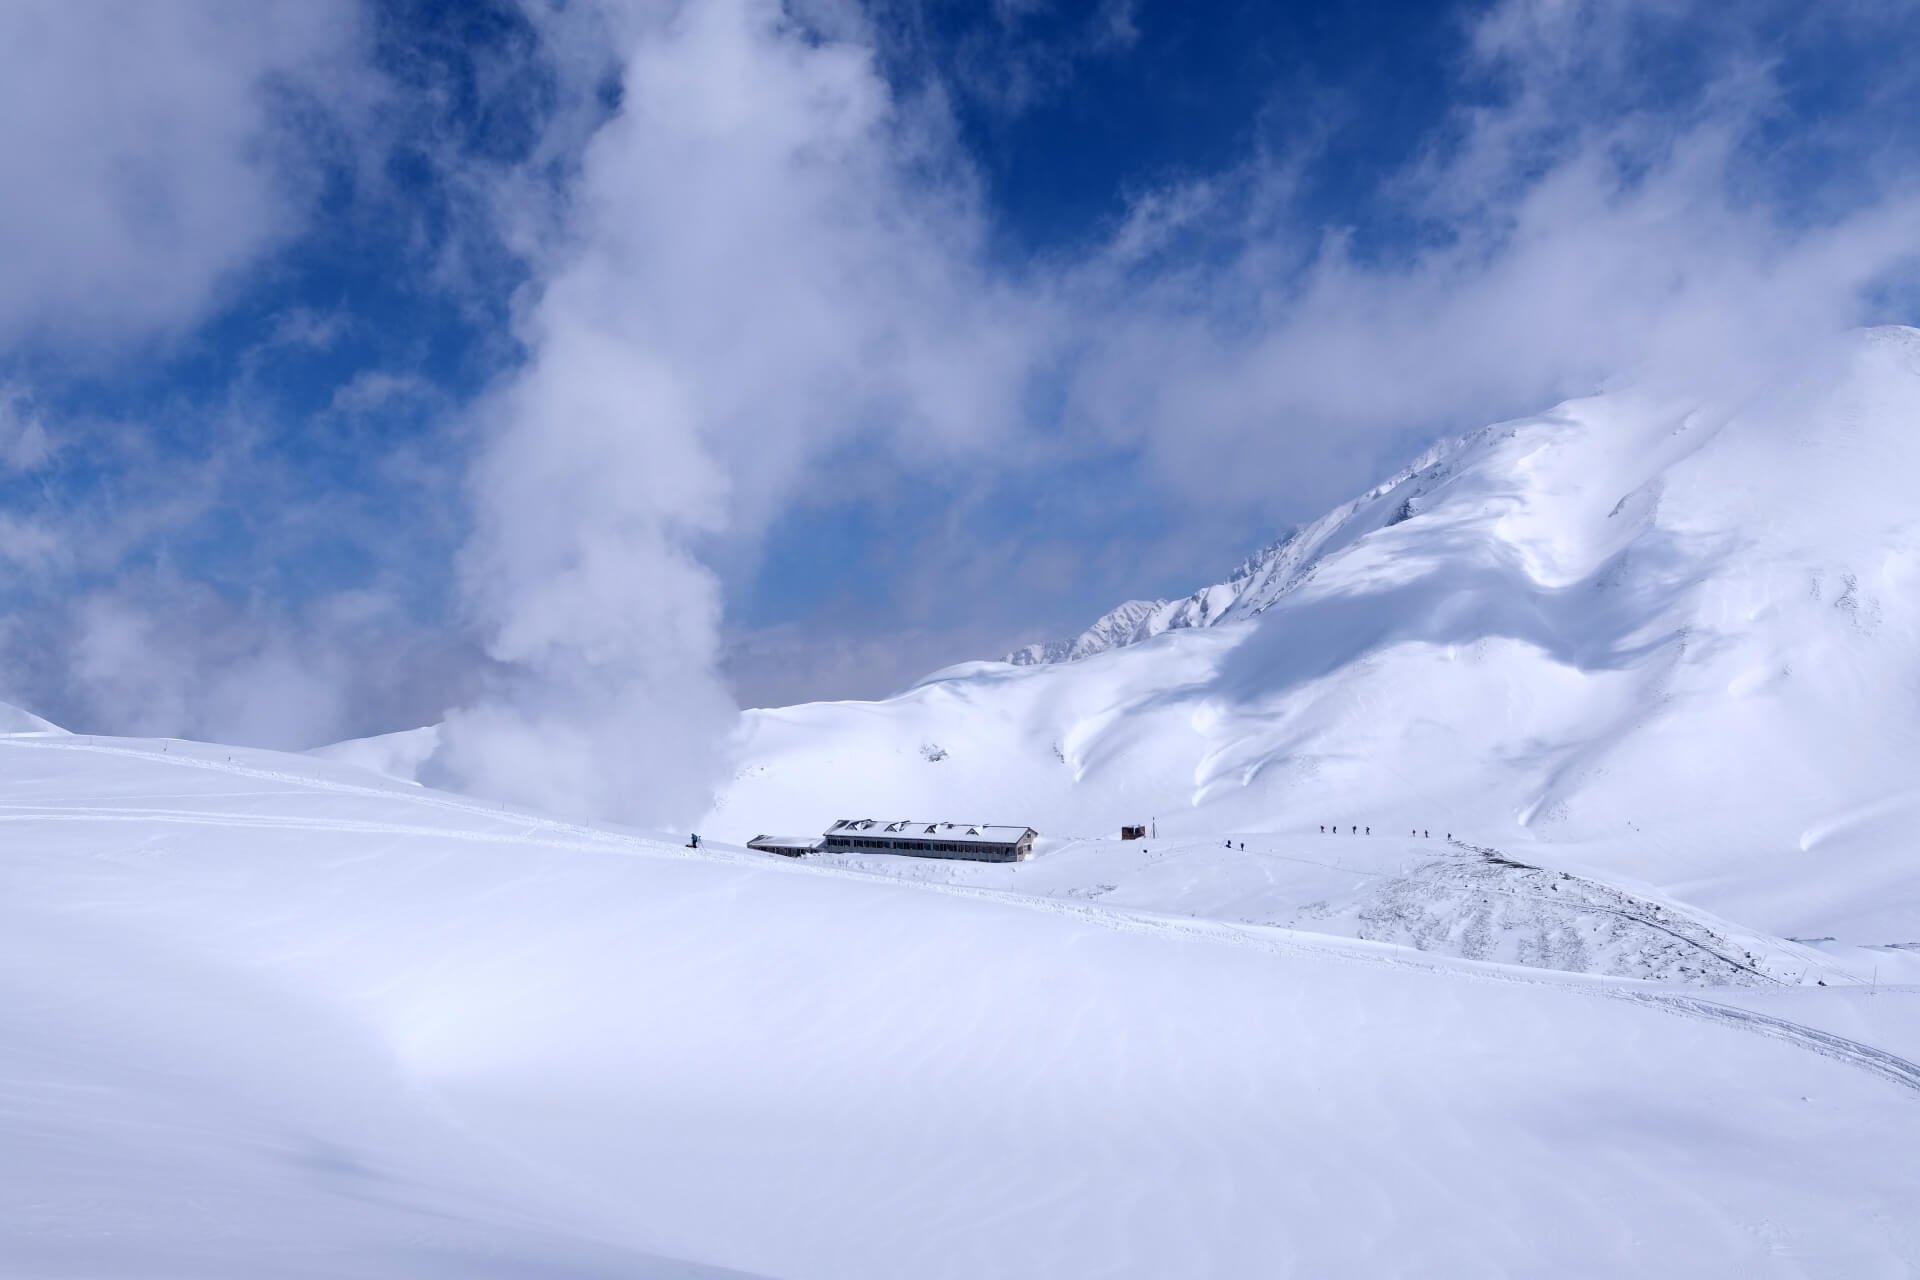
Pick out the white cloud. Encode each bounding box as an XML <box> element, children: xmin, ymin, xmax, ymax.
<box><xmin>432</xmin><ymin>0</ymin><xmax>1047</xmax><ymax>826</ymax></box>
<box><xmin>908</xmin><ymin>0</ymin><xmax>1143</xmax><ymax>118</ymax></box>
<box><xmin>0</xmin><ymin>514</ymin><xmax>62</xmax><ymax>574</ymax></box>
<box><xmin>430</xmin><ymin>0</ymin><xmax>1920</xmax><ymax>822</ymax></box>
<box><xmin>0</xmin><ymin>1</ymin><xmax>370</xmax><ymax>351</ymax></box>
<box><xmin>5</xmin><ymin>0</ymin><xmax>1917</xmax><ymax>821</ymax></box>
<box><xmin>0</xmin><ymin>3</ymin><xmax>489</xmax><ymax>748</ymax></box>
<box><xmin>1056</xmin><ymin>0</ymin><xmax>1920</xmax><ymax>511</ymax></box>
<box><xmin>265</xmin><ymin>307</ymin><xmax>350</xmax><ymax>352</ymax></box>
<box><xmin>39</xmin><ymin>580</ymin><xmax>478</xmax><ymax>751</ymax></box>
<box><xmin>329</xmin><ymin>371</ymin><xmax>435</xmax><ymax>417</ymax></box>
<box><xmin>0</xmin><ymin>386</ymin><xmax>54</xmax><ymax>471</ymax></box>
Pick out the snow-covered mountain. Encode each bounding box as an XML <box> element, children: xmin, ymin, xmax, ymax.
<box><xmin>1004</xmin><ymin>596</ymin><xmax>1169</xmax><ymax>665</ymax></box>
<box><xmin>14</xmin><ymin>328</ymin><xmax>1920</xmax><ymax>1276</ymax></box>
<box><xmin>1004</xmin><ymin>444</ymin><xmax>1458</xmax><ymax>666</ymax></box>
<box><xmin>1001</xmin><ymin>548</ymin><xmax>1273</xmax><ymax>665</ymax></box>
<box><xmin>1006</xmin><ymin>433</ymin><xmax>1466</xmax><ymax>671</ymax></box>
<box><xmin>714</xmin><ymin>327</ymin><xmax>1920</xmax><ymax>964</ymax></box>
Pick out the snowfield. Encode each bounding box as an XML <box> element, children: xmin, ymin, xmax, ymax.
<box><xmin>14</xmin><ymin>327</ymin><xmax>1920</xmax><ymax>1275</ymax></box>
<box><xmin>805</xmin><ymin>831</ymin><xmax>1850</xmax><ymax>988</ymax></box>
<box><xmin>6</xmin><ymin>722</ymin><xmax>1920</xmax><ymax>1277</ymax></box>
<box><xmin>711</xmin><ymin>328</ymin><xmax>1920</xmax><ymax>987</ymax></box>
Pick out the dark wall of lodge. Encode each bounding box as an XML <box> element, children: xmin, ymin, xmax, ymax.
<box><xmin>822</xmin><ymin>834</ymin><xmax>1028</xmax><ymax>863</ymax></box>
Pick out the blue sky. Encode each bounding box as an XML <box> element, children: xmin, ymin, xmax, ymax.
<box><xmin>2</xmin><ymin>0</ymin><xmax>1919</xmax><ymax>819</ymax></box>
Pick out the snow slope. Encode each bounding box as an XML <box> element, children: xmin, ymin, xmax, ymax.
<box><xmin>714</xmin><ymin>328</ymin><xmax>1920</xmax><ymax>968</ymax></box>
<box><xmin>1</xmin><ymin>699</ymin><xmax>67</xmax><ymax>736</ymax></box>
<box><xmin>805</xmin><ymin>830</ymin><xmax>1865</xmax><ymax>988</ymax></box>
<box><xmin>1004</xmin><ymin>446</ymin><xmax>1456</xmax><ymax>666</ymax></box>
<box><xmin>308</xmin><ymin>721</ymin><xmax>442</xmax><ymax>783</ymax></box>
<box><xmin>6</xmin><ymin>720</ymin><xmax>1920</xmax><ymax>1276</ymax></box>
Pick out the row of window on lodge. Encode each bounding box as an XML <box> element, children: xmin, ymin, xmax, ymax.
<box><xmin>825</xmin><ymin>835</ymin><xmax>1010</xmax><ymax>854</ymax></box>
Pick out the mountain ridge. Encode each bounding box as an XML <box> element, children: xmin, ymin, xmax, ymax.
<box><xmin>713</xmin><ymin>326</ymin><xmax>1920</xmax><ymax>962</ymax></box>
<box><xmin>1001</xmin><ymin>432</ymin><xmax>1475</xmax><ymax>665</ymax></box>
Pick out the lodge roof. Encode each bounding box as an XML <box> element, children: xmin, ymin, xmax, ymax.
<box><xmin>825</xmin><ymin>818</ymin><xmax>1035</xmax><ymax>843</ymax></box>
<box><xmin>746</xmin><ymin>834</ymin><xmax>821</xmax><ymax>849</ymax></box>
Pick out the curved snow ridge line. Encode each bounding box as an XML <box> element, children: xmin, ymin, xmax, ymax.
<box><xmin>0</xmin><ymin>759</ymin><xmax>1597</xmax><ymax>988</ymax></box>
<box><xmin>1798</xmin><ymin>787</ymin><xmax>1920</xmax><ymax>851</ymax></box>
<box><xmin>0</xmin><ymin>803</ymin><xmax>776</xmax><ymax>875</ymax></box>
<box><xmin>1622</xmin><ymin>992</ymin><xmax>1920</xmax><ymax>1096</ymax></box>
<box><xmin>0</xmin><ymin>738</ymin><xmax>655</xmax><ymax>850</ymax></box>
<box><xmin>779</xmin><ymin>857</ymin><xmax>1636</xmax><ymax>981</ymax></box>
<box><xmin>1451</xmin><ymin>838</ymin><xmax>1815</xmax><ymax>984</ymax></box>
<box><xmin>0</xmin><ymin>806</ymin><xmax>650</xmax><ymax>852</ymax></box>
<box><xmin>1420</xmin><ymin>852</ymin><xmax>1785</xmax><ymax>985</ymax></box>
<box><xmin>11</xmin><ymin>738</ymin><xmax>1916</xmax><ymax>1096</ymax></box>
<box><xmin>783</xmin><ymin>851</ymin><xmax>1712</xmax><ymax>989</ymax></box>
<box><xmin>790</xmin><ymin>867</ymin><xmax>1920</xmax><ymax>1098</ymax></box>
<box><xmin>0</xmin><ymin>796</ymin><xmax>787</xmax><ymax>889</ymax></box>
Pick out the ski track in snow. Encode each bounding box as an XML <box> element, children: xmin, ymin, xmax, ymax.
<box><xmin>0</xmin><ymin>803</ymin><xmax>654</xmax><ymax>854</ymax></box>
<box><xmin>1629</xmin><ymin>992</ymin><xmax>1920</xmax><ymax>1096</ymax></box>
<box><xmin>8</xmin><ymin>736</ymin><xmax>1919</xmax><ymax>1101</ymax></box>
<box><xmin>10</xmin><ymin>736</ymin><xmax>636</xmax><ymax>842</ymax></box>
<box><xmin>1797</xmin><ymin>786</ymin><xmax>1920</xmax><ymax>851</ymax></box>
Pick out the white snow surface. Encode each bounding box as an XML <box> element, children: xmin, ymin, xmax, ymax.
<box><xmin>716</xmin><ymin>328</ymin><xmax>1920</xmax><ymax>973</ymax></box>
<box><xmin>308</xmin><ymin>721</ymin><xmax>442</xmax><ymax>782</ymax></box>
<box><xmin>0</xmin><ymin>699</ymin><xmax>67</xmax><ymax>736</ymax></box>
<box><xmin>24</xmin><ymin>327</ymin><xmax>1920</xmax><ymax>1274</ymax></box>
<box><xmin>6</xmin><ymin>726</ymin><xmax>1920</xmax><ymax>1277</ymax></box>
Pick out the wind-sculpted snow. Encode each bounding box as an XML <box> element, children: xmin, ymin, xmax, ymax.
<box><xmin>7</xmin><ymin>731</ymin><xmax>1920</xmax><ymax>1276</ymax></box>
<box><xmin>719</xmin><ymin>328</ymin><xmax>1920</xmax><ymax>980</ymax></box>
<box><xmin>805</xmin><ymin>831</ymin><xmax>1835</xmax><ymax>988</ymax></box>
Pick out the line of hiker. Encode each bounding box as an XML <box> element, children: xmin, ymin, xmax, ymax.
<box><xmin>1316</xmin><ymin>825</ymin><xmax>1453</xmax><ymax>840</ymax></box>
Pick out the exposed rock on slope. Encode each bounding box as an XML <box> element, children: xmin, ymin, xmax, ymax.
<box><xmin>1004</xmin><ymin>438</ymin><xmax>1467</xmax><ymax>665</ymax></box>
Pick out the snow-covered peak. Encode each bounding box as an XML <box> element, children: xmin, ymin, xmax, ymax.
<box><xmin>1010</xmin><ymin>324</ymin><xmax>1920</xmax><ymax>675</ymax></box>
<box><xmin>1003</xmin><ymin>434</ymin><xmax>1469</xmax><ymax>666</ymax></box>
<box><xmin>1002</xmin><ymin>545</ymin><xmax>1298</xmax><ymax>666</ymax></box>
<box><xmin>719</xmin><ymin>326</ymin><xmax>1920</xmax><ymax>952</ymax></box>
<box><xmin>1005</xmin><ymin>597</ymin><xmax>1174</xmax><ymax>665</ymax></box>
